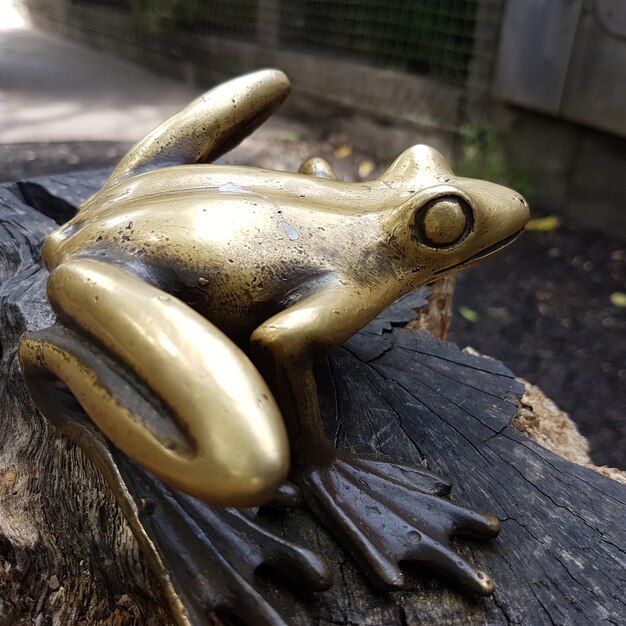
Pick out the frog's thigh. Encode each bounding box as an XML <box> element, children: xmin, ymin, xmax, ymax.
<box><xmin>22</xmin><ymin>258</ymin><xmax>289</xmax><ymax>506</ymax></box>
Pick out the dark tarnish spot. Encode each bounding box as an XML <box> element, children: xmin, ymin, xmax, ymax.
<box><xmin>354</xmin><ymin>247</ymin><xmax>397</xmax><ymax>287</ymax></box>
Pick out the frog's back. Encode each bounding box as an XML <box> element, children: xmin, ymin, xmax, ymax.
<box><xmin>43</xmin><ymin>181</ymin><xmax>356</xmax><ymax>266</ymax></box>
<box><xmin>42</xmin><ymin>189</ymin><xmax>354</xmax><ymax>343</ymax></box>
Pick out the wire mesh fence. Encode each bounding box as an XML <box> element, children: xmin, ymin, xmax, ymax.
<box><xmin>70</xmin><ymin>0</ymin><xmax>503</xmax><ymax>89</ymax></box>
<box><xmin>280</xmin><ymin>0</ymin><xmax>479</xmax><ymax>84</ymax></box>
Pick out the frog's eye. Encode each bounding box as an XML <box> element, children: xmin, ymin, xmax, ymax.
<box><xmin>415</xmin><ymin>196</ymin><xmax>472</xmax><ymax>248</ymax></box>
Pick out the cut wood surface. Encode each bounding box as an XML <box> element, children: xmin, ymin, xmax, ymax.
<box><xmin>0</xmin><ymin>171</ymin><xmax>624</xmax><ymax>626</ymax></box>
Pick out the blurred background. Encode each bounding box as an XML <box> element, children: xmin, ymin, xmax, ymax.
<box><xmin>1</xmin><ymin>0</ymin><xmax>624</xmax><ymax>467</ymax></box>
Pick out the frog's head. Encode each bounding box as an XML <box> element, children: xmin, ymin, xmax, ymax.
<box><xmin>380</xmin><ymin>145</ymin><xmax>529</xmax><ymax>287</ymax></box>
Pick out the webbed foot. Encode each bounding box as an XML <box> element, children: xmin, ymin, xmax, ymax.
<box><xmin>294</xmin><ymin>453</ymin><xmax>500</xmax><ymax>595</ymax></box>
<box><xmin>119</xmin><ymin>466</ymin><xmax>332</xmax><ymax>626</ymax></box>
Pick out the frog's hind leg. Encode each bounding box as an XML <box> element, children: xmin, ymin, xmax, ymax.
<box><xmin>18</xmin><ymin>257</ymin><xmax>289</xmax><ymax>507</ymax></box>
<box><xmin>105</xmin><ymin>69</ymin><xmax>291</xmax><ymax>188</ymax></box>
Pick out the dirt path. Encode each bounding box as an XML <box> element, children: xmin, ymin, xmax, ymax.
<box><xmin>0</xmin><ymin>2</ymin><xmax>196</xmax><ymax>143</ymax></box>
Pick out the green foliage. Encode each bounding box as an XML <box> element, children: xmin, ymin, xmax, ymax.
<box><xmin>127</xmin><ymin>0</ymin><xmax>257</xmax><ymax>35</ymax></box>
<box><xmin>610</xmin><ymin>292</ymin><xmax>626</xmax><ymax>308</ymax></box>
<box><xmin>456</xmin><ymin>124</ymin><xmax>533</xmax><ymax>199</ymax></box>
<box><xmin>129</xmin><ymin>0</ymin><xmax>201</xmax><ymax>33</ymax></box>
<box><xmin>458</xmin><ymin>306</ymin><xmax>479</xmax><ymax>323</ymax></box>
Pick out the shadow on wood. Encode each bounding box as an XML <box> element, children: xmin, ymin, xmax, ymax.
<box><xmin>0</xmin><ymin>171</ymin><xmax>624</xmax><ymax>625</ymax></box>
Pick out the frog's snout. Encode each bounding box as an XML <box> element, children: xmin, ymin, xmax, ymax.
<box><xmin>463</xmin><ymin>179</ymin><xmax>530</xmax><ymax>245</ymax></box>
<box><xmin>429</xmin><ymin>181</ymin><xmax>530</xmax><ymax>276</ymax></box>
<box><xmin>511</xmin><ymin>192</ymin><xmax>530</xmax><ymax>232</ymax></box>
<box><xmin>477</xmin><ymin>187</ymin><xmax>529</xmax><ymax>256</ymax></box>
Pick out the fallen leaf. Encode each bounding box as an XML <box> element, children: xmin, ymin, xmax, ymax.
<box><xmin>275</xmin><ymin>131</ymin><xmax>300</xmax><ymax>143</ymax></box>
<box><xmin>459</xmin><ymin>306</ymin><xmax>479</xmax><ymax>323</ymax></box>
<box><xmin>334</xmin><ymin>144</ymin><xmax>353</xmax><ymax>159</ymax></box>
<box><xmin>610</xmin><ymin>292</ymin><xmax>626</xmax><ymax>308</ymax></box>
<box><xmin>525</xmin><ymin>215</ymin><xmax>560</xmax><ymax>232</ymax></box>
<box><xmin>358</xmin><ymin>159</ymin><xmax>375</xmax><ymax>178</ymax></box>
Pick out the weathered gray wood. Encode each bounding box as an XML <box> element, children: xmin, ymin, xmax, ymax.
<box><xmin>1</xmin><ymin>171</ymin><xmax>625</xmax><ymax>626</ymax></box>
<box><xmin>0</xmin><ymin>174</ymin><xmax>171</xmax><ymax>625</ymax></box>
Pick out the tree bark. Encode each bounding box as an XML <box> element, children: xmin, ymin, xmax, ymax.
<box><xmin>1</xmin><ymin>171</ymin><xmax>625</xmax><ymax>626</ymax></box>
<box><xmin>406</xmin><ymin>275</ymin><xmax>456</xmax><ymax>340</ymax></box>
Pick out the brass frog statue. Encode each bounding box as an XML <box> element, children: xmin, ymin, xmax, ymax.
<box><xmin>19</xmin><ymin>70</ymin><xmax>529</xmax><ymax>603</ymax></box>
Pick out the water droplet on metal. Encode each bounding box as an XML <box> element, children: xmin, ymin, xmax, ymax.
<box><xmin>282</xmin><ymin>221</ymin><xmax>300</xmax><ymax>241</ymax></box>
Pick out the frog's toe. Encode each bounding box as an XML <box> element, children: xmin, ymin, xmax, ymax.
<box><xmin>293</xmin><ymin>452</ymin><xmax>499</xmax><ymax>595</ymax></box>
<box><xmin>349</xmin><ymin>455</ymin><xmax>452</xmax><ymax>496</ymax></box>
<box><xmin>449</xmin><ymin>505</ymin><xmax>501</xmax><ymax>539</ymax></box>
<box><xmin>407</xmin><ymin>534</ymin><xmax>496</xmax><ymax>595</ymax></box>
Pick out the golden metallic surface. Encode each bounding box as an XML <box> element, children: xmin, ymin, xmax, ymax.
<box><xmin>298</xmin><ymin>156</ymin><xmax>338</xmax><ymax>179</ymax></box>
<box><xmin>42</xmin><ymin>258</ymin><xmax>288</xmax><ymax>506</ymax></box>
<box><xmin>418</xmin><ymin>196</ymin><xmax>469</xmax><ymax>246</ymax></box>
<box><xmin>20</xmin><ymin>68</ymin><xmax>529</xmax><ymax>510</ymax></box>
<box><xmin>106</xmin><ymin>69</ymin><xmax>291</xmax><ymax>187</ymax></box>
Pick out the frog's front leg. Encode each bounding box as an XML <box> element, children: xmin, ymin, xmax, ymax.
<box><xmin>251</xmin><ymin>286</ymin><xmax>500</xmax><ymax>595</ymax></box>
<box><xmin>19</xmin><ymin>257</ymin><xmax>289</xmax><ymax>507</ymax></box>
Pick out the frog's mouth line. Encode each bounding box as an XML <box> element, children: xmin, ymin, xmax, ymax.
<box><xmin>434</xmin><ymin>229</ymin><xmax>523</xmax><ymax>275</ymax></box>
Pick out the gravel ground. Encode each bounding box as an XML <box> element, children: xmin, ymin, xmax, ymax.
<box><xmin>1</xmin><ymin>133</ymin><xmax>624</xmax><ymax>469</ymax></box>
<box><xmin>449</xmin><ymin>222</ymin><xmax>625</xmax><ymax>469</ymax></box>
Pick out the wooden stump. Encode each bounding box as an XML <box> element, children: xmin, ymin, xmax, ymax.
<box><xmin>1</xmin><ymin>171</ymin><xmax>625</xmax><ymax>625</ymax></box>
